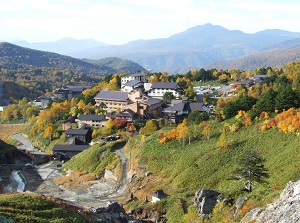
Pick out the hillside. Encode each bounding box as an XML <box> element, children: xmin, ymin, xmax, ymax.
<box><xmin>0</xmin><ymin>193</ymin><xmax>84</xmax><ymax>222</ymax></box>
<box><xmin>66</xmin><ymin>23</ymin><xmax>300</xmax><ymax>73</ymax></box>
<box><xmin>206</xmin><ymin>45</ymin><xmax>300</xmax><ymax>71</ymax></box>
<box><xmin>0</xmin><ymin>43</ymin><xmax>147</xmax><ymax>101</ymax></box>
<box><xmin>84</xmin><ymin>57</ymin><xmax>147</xmax><ymax>73</ymax></box>
<box><xmin>0</xmin><ymin>42</ymin><xmax>114</xmax><ymax>76</ymax></box>
<box><xmin>13</xmin><ymin>37</ymin><xmax>108</xmax><ymax>55</ymax></box>
<box><xmin>122</xmin><ymin>122</ymin><xmax>300</xmax><ymax>221</ymax></box>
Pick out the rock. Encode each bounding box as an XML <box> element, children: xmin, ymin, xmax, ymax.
<box><xmin>223</xmin><ymin>197</ymin><xmax>234</xmax><ymax>206</ymax></box>
<box><xmin>236</xmin><ymin>196</ymin><xmax>248</xmax><ymax>209</ymax></box>
<box><xmin>239</xmin><ymin>208</ymin><xmax>262</xmax><ymax>223</ymax></box>
<box><xmin>255</xmin><ymin>180</ymin><xmax>300</xmax><ymax>223</ymax></box>
<box><xmin>194</xmin><ymin>189</ymin><xmax>222</xmax><ymax>218</ymax></box>
<box><xmin>240</xmin><ymin>180</ymin><xmax>300</xmax><ymax>223</ymax></box>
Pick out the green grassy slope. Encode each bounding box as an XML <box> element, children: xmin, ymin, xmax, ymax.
<box><xmin>0</xmin><ymin>193</ymin><xmax>84</xmax><ymax>223</ymax></box>
<box><xmin>130</xmin><ymin>121</ymin><xmax>300</xmax><ymax>209</ymax></box>
<box><xmin>63</xmin><ymin>140</ymin><xmax>125</xmax><ymax>175</ymax></box>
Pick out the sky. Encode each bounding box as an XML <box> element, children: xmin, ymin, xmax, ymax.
<box><xmin>0</xmin><ymin>0</ymin><xmax>299</xmax><ymax>45</ymax></box>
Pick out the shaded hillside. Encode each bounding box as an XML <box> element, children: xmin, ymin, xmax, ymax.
<box><xmin>84</xmin><ymin>57</ymin><xmax>147</xmax><ymax>73</ymax></box>
<box><xmin>68</xmin><ymin>23</ymin><xmax>300</xmax><ymax>73</ymax></box>
<box><xmin>0</xmin><ymin>193</ymin><xmax>84</xmax><ymax>222</ymax></box>
<box><xmin>0</xmin><ymin>42</ymin><xmax>113</xmax><ymax>76</ymax></box>
<box><xmin>206</xmin><ymin>45</ymin><xmax>300</xmax><ymax>71</ymax></box>
<box><xmin>0</xmin><ymin>43</ymin><xmax>147</xmax><ymax>101</ymax></box>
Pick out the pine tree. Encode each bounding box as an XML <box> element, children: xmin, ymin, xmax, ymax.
<box><xmin>233</xmin><ymin>151</ymin><xmax>269</xmax><ymax>192</ymax></box>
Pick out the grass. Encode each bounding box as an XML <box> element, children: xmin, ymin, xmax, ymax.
<box><xmin>63</xmin><ymin>139</ymin><xmax>125</xmax><ymax>176</ymax></box>
<box><xmin>0</xmin><ymin>193</ymin><xmax>85</xmax><ymax>223</ymax></box>
<box><xmin>125</xmin><ymin>119</ymin><xmax>300</xmax><ymax>222</ymax></box>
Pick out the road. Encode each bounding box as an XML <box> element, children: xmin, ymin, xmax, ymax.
<box><xmin>12</xmin><ymin>133</ymin><xmax>46</xmax><ymax>155</ymax></box>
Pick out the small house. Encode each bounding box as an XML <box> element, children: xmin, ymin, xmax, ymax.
<box><xmin>150</xmin><ymin>190</ymin><xmax>168</xmax><ymax>203</ymax></box>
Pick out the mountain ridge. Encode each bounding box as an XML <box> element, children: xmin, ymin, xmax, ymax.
<box><xmin>6</xmin><ymin>23</ymin><xmax>300</xmax><ymax>73</ymax></box>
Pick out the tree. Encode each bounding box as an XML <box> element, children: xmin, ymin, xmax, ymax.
<box><xmin>176</xmin><ymin>119</ymin><xmax>191</xmax><ymax>146</ymax></box>
<box><xmin>233</xmin><ymin>151</ymin><xmax>269</xmax><ymax>192</ymax></box>
<box><xmin>139</xmin><ymin>120</ymin><xmax>158</xmax><ymax>135</ymax></box>
<box><xmin>275</xmin><ymin>84</ymin><xmax>295</xmax><ymax>112</ymax></box>
<box><xmin>113</xmin><ymin>118</ymin><xmax>127</xmax><ymax>129</ymax></box>
<box><xmin>195</xmin><ymin>112</ymin><xmax>209</xmax><ymax>124</ymax></box>
<box><xmin>188</xmin><ymin>110</ymin><xmax>201</xmax><ymax>123</ymax></box>
<box><xmin>216</xmin><ymin>128</ymin><xmax>230</xmax><ymax>150</ymax></box>
<box><xmin>44</xmin><ymin>124</ymin><xmax>55</xmax><ymax>140</ymax></box>
<box><xmin>162</xmin><ymin>92</ymin><xmax>175</xmax><ymax>104</ymax></box>
<box><xmin>255</xmin><ymin>88</ymin><xmax>277</xmax><ymax>115</ymax></box>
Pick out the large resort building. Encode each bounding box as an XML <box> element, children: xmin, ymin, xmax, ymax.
<box><xmin>94</xmin><ymin>89</ymin><xmax>163</xmax><ymax>118</ymax></box>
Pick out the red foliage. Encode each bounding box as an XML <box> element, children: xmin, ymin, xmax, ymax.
<box><xmin>113</xmin><ymin>118</ymin><xmax>127</xmax><ymax>129</ymax></box>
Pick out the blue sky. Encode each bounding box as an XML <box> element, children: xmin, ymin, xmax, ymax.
<box><xmin>0</xmin><ymin>0</ymin><xmax>299</xmax><ymax>45</ymax></box>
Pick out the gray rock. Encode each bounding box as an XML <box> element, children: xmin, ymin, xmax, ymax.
<box><xmin>194</xmin><ymin>189</ymin><xmax>222</xmax><ymax>218</ymax></box>
<box><xmin>255</xmin><ymin>180</ymin><xmax>300</xmax><ymax>223</ymax></box>
<box><xmin>236</xmin><ymin>196</ymin><xmax>248</xmax><ymax>209</ymax></box>
<box><xmin>240</xmin><ymin>180</ymin><xmax>300</xmax><ymax>223</ymax></box>
<box><xmin>239</xmin><ymin>208</ymin><xmax>262</xmax><ymax>223</ymax></box>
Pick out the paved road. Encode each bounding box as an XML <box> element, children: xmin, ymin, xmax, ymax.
<box><xmin>12</xmin><ymin>133</ymin><xmax>46</xmax><ymax>155</ymax></box>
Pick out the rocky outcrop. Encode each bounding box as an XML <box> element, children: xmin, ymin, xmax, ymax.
<box><xmin>240</xmin><ymin>180</ymin><xmax>300</xmax><ymax>223</ymax></box>
<box><xmin>129</xmin><ymin>206</ymin><xmax>167</xmax><ymax>223</ymax></box>
<box><xmin>194</xmin><ymin>189</ymin><xmax>222</xmax><ymax>218</ymax></box>
<box><xmin>94</xmin><ymin>202</ymin><xmax>143</xmax><ymax>223</ymax></box>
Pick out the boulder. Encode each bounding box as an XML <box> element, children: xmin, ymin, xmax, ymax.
<box><xmin>236</xmin><ymin>196</ymin><xmax>248</xmax><ymax>210</ymax></box>
<box><xmin>239</xmin><ymin>180</ymin><xmax>300</xmax><ymax>223</ymax></box>
<box><xmin>239</xmin><ymin>208</ymin><xmax>262</xmax><ymax>223</ymax></box>
<box><xmin>255</xmin><ymin>180</ymin><xmax>300</xmax><ymax>223</ymax></box>
<box><xmin>194</xmin><ymin>189</ymin><xmax>222</xmax><ymax>218</ymax></box>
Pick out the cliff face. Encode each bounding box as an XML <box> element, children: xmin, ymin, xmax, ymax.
<box><xmin>241</xmin><ymin>180</ymin><xmax>300</xmax><ymax>223</ymax></box>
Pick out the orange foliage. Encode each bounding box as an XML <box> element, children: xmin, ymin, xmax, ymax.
<box><xmin>159</xmin><ymin>137</ymin><xmax>169</xmax><ymax>144</ymax></box>
<box><xmin>261</xmin><ymin>108</ymin><xmax>300</xmax><ymax>134</ymax></box>
<box><xmin>166</xmin><ymin>129</ymin><xmax>178</xmax><ymax>140</ymax></box>
<box><xmin>235</xmin><ymin>110</ymin><xmax>253</xmax><ymax>127</ymax></box>
<box><xmin>241</xmin><ymin>205</ymin><xmax>249</xmax><ymax>215</ymax></box>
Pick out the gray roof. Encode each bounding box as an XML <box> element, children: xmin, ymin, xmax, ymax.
<box><xmin>78</xmin><ymin>114</ymin><xmax>105</xmax><ymax>121</ymax></box>
<box><xmin>115</xmin><ymin>109</ymin><xmax>136</xmax><ymax>118</ymax></box>
<box><xmin>94</xmin><ymin>90</ymin><xmax>129</xmax><ymax>101</ymax></box>
<box><xmin>125</xmin><ymin>79</ymin><xmax>142</xmax><ymax>87</ymax></box>
<box><xmin>53</xmin><ymin>144</ymin><xmax>90</xmax><ymax>152</ymax></box>
<box><xmin>151</xmin><ymin>82</ymin><xmax>178</xmax><ymax>90</ymax></box>
<box><xmin>171</xmin><ymin>99</ymin><xmax>183</xmax><ymax>105</ymax></box>
<box><xmin>66</xmin><ymin>128</ymin><xmax>89</xmax><ymax>135</ymax></box>
<box><xmin>186</xmin><ymin>102</ymin><xmax>206</xmax><ymax>112</ymax></box>
<box><xmin>39</xmin><ymin>96</ymin><xmax>52</xmax><ymax>100</ymax></box>
<box><xmin>150</xmin><ymin>190</ymin><xmax>168</xmax><ymax>198</ymax></box>
<box><xmin>145</xmin><ymin>97</ymin><xmax>162</xmax><ymax>106</ymax></box>
<box><xmin>127</xmin><ymin>72</ymin><xmax>144</xmax><ymax>77</ymax></box>
<box><xmin>164</xmin><ymin>102</ymin><xmax>185</xmax><ymax>112</ymax></box>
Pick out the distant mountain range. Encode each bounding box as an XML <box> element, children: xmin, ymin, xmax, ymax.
<box><xmin>7</xmin><ymin>23</ymin><xmax>300</xmax><ymax>73</ymax></box>
<box><xmin>12</xmin><ymin>37</ymin><xmax>108</xmax><ymax>55</ymax></box>
<box><xmin>0</xmin><ymin>42</ymin><xmax>146</xmax><ymax>75</ymax></box>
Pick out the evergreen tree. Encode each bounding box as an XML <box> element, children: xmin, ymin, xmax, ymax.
<box><xmin>233</xmin><ymin>151</ymin><xmax>269</xmax><ymax>192</ymax></box>
<box><xmin>255</xmin><ymin>88</ymin><xmax>277</xmax><ymax>115</ymax></box>
<box><xmin>275</xmin><ymin>85</ymin><xmax>295</xmax><ymax>112</ymax></box>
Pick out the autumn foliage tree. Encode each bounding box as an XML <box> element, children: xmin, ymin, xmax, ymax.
<box><xmin>113</xmin><ymin>118</ymin><xmax>127</xmax><ymax>129</ymax></box>
<box><xmin>139</xmin><ymin>120</ymin><xmax>158</xmax><ymax>135</ymax></box>
<box><xmin>176</xmin><ymin>119</ymin><xmax>192</xmax><ymax>146</ymax></box>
